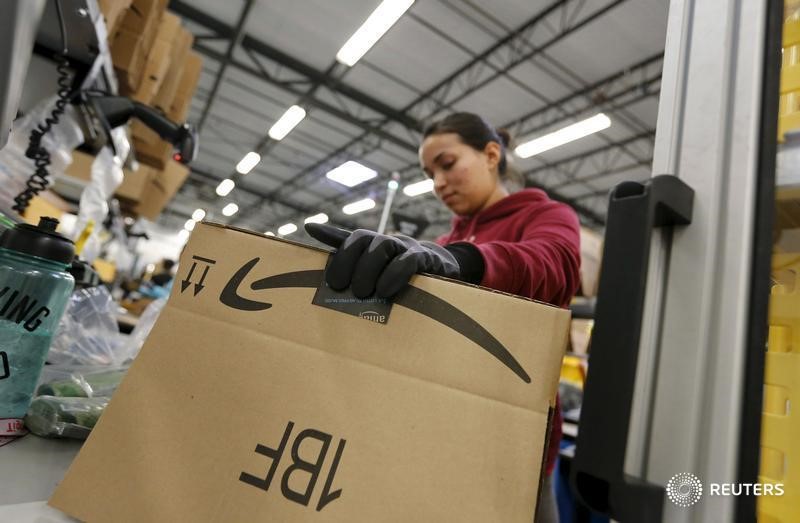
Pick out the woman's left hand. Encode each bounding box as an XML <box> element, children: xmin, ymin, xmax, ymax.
<box><xmin>305</xmin><ymin>223</ymin><xmax>461</xmax><ymax>299</ymax></box>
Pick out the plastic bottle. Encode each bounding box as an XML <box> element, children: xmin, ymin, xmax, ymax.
<box><xmin>0</xmin><ymin>217</ymin><xmax>75</xmax><ymax>421</ymax></box>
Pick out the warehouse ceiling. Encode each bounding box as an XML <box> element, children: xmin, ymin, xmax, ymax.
<box><xmin>162</xmin><ymin>0</ymin><xmax>667</xmax><ymax>243</ymax></box>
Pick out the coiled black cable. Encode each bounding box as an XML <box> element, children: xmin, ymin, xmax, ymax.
<box><xmin>12</xmin><ymin>0</ymin><xmax>70</xmax><ymax>214</ymax></box>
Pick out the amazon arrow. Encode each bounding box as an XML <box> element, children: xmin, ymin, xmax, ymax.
<box><xmin>218</xmin><ymin>258</ymin><xmax>531</xmax><ymax>383</ymax></box>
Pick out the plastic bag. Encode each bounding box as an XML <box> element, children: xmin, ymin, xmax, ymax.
<box><xmin>73</xmin><ymin>146</ymin><xmax>124</xmax><ymax>262</ymax></box>
<box><xmin>35</xmin><ymin>365</ymin><xmax>128</xmax><ymax>398</ymax></box>
<box><xmin>123</xmin><ymin>297</ymin><xmax>167</xmax><ymax>361</ymax></box>
<box><xmin>48</xmin><ymin>286</ymin><xmax>127</xmax><ymax>366</ymax></box>
<box><xmin>24</xmin><ymin>395</ymin><xmax>108</xmax><ymax>439</ymax></box>
<box><xmin>0</xmin><ymin>97</ymin><xmax>84</xmax><ymax>207</ymax></box>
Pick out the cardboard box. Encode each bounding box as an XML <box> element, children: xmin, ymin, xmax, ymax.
<box><xmin>131</xmin><ymin>117</ymin><xmax>172</xmax><ymax>168</ymax></box>
<box><xmin>22</xmin><ymin>192</ymin><xmax>70</xmax><ymax>225</ymax></box>
<box><xmin>579</xmin><ymin>227</ymin><xmax>604</xmax><ymax>297</ymax></box>
<box><xmin>168</xmin><ymin>51</ymin><xmax>203</xmax><ymax>122</ymax></box>
<box><xmin>153</xmin><ymin>11</ymin><xmax>180</xmax><ymax>47</ymax></box>
<box><xmin>570</xmin><ymin>318</ymin><xmax>593</xmax><ymax>356</ymax></box>
<box><xmin>115</xmin><ymin>163</ymin><xmax>156</xmax><ymax>202</ymax></box>
<box><xmin>124</xmin><ymin>38</ymin><xmax>171</xmax><ymax>104</ymax></box>
<box><xmin>110</xmin><ymin>29</ymin><xmax>147</xmax><ymax>91</ymax></box>
<box><xmin>132</xmin><ymin>159</ymin><xmax>189</xmax><ymax>219</ymax></box>
<box><xmin>63</xmin><ymin>150</ymin><xmax>95</xmax><ymax>183</ymax></box>
<box><xmin>49</xmin><ymin>223</ymin><xmax>570</xmax><ymax>522</ymax></box>
<box><xmin>118</xmin><ymin>0</ymin><xmax>167</xmax><ymax>59</ymax></box>
<box><xmin>98</xmin><ymin>0</ymin><xmax>132</xmax><ymax>35</ymax></box>
<box><xmin>63</xmin><ymin>150</ymin><xmax>156</xmax><ymax>203</ymax></box>
<box><xmin>153</xmin><ymin>28</ymin><xmax>194</xmax><ymax>113</ymax></box>
<box><xmin>132</xmin><ymin>136</ymin><xmax>172</xmax><ymax>169</ymax></box>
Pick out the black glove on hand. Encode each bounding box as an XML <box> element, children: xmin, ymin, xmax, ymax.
<box><xmin>306</xmin><ymin>223</ymin><xmax>462</xmax><ymax>299</ymax></box>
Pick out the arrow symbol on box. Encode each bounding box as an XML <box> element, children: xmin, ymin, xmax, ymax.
<box><xmin>181</xmin><ymin>256</ymin><xmax>216</xmax><ymax>296</ymax></box>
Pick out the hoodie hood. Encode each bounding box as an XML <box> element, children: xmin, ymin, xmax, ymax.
<box><xmin>443</xmin><ymin>189</ymin><xmax>549</xmax><ymax>243</ymax></box>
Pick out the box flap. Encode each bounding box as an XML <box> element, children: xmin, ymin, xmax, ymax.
<box><xmin>171</xmin><ymin>223</ymin><xmax>570</xmax><ymax>414</ymax></box>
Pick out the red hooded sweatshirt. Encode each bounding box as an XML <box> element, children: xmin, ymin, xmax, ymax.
<box><xmin>437</xmin><ymin>188</ymin><xmax>582</xmax><ymax>475</ymax></box>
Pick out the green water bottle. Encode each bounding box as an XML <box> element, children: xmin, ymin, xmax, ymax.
<box><xmin>0</xmin><ymin>217</ymin><xmax>75</xmax><ymax>422</ymax></box>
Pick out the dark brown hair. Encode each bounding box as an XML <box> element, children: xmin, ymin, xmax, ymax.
<box><xmin>423</xmin><ymin>112</ymin><xmax>520</xmax><ymax>186</ymax></box>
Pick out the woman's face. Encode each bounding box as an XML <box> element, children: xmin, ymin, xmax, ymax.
<box><xmin>419</xmin><ymin>133</ymin><xmax>501</xmax><ymax>216</ymax></box>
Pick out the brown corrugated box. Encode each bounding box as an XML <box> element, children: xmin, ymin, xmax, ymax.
<box><xmin>49</xmin><ymin>223</ymin><xmax>570</xmax><ymax>522</ymax></box>
<box><xmin>153</xmin><ymin>27</ymin><xmax>194</xmax><ymax>113</ymax></box>
<box><xmin>110</xmin><ymin>29</ymin><xmax>147</xmax><ymax>91</ymax></box>
<box><xmin>579</xmin><ymin>227</ymin><xmax>604</xmax><ymax>297</ymax></box>
<box><xmin>115</xmin><ymin>164</ymin><xmax>157</xmax><ymax>202</ymax></box>
<box><xmin>132</xmin><ymin>159</ymin><xmax>189</xmax><ymax>220</ymax></box>
<box><xmin>124</xmin><ymin>38</ymin><xmax>171</xmax><ymax>104</ymax></box>
<box><xmin>98</xmin><ymin>0</ymin><xmax>132</xmax><ymax>34</ymax></box>
<box><xmin>63</xmin><ymin>150</ymin><xmax>158</xmax><ymax>203</ymax></box>
<box><xmin>118</xmin><ymin>0</ymin><xmax>167</xmax><ymax>59</ymax></box>
<box><xmin>168</xmin><ymin>51</ymin><xmax>203</xmax><ymax>122</ymax></box>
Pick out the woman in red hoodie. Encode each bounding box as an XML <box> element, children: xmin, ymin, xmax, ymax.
<box><xmin>306</xmin><ymin>112</ymin><xmax>581</xmax><ymax>522</ymax></box>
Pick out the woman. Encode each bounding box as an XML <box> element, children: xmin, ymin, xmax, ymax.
<box><xmin>306</xmin><ymin>112</ymin><xmax>581</xmax><ymax>522</ymax></box>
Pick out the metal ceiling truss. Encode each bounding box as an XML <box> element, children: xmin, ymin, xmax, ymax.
<box><xmin>188</xmin><ymin>166</ymin><xmax>363</xmax><ymax>230</ymax></box>
<box><xmin>405</xmin><ymin>0</ymin><xmax>627</xmax><ymax>122</ymax></box>
<box><xmin>195</xmin><ymin>0</ymin><xmax>256</xmax><ymax>131</ymax></box>
<box><xmin>236</xmin><ymin>0</ymin><xmax>633</xmax><ymax>229</ymax></box>
<box><xmin>393</xmin><ymin>56</ymin><xmax>662</xmax><ymax>229</ymax></box>
<box><xmin>169</xmin><ymin>0</ymin><xmax>652</xmax><ymax>235</ymax></box>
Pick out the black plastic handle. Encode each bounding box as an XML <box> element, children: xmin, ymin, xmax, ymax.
<box><xmin>570</xmin><ymin>175</ymin><xmax>694</xmax><ymax>521</ymax></box>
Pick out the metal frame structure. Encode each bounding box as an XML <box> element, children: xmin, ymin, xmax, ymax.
<box><xmin>166</xmin><ymin>0</ymin><xmax>658</xmax><ymax>234</ymax></box>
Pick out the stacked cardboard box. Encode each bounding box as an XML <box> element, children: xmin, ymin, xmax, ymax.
<box><xmin>98</xmin><ymin>0</ymin><xmax>132</xmax><ymax>35</ymax></box>
<box><xmin>106</xmin><ymin>4</ymin><xmax>202</xmax><ymax>173</ymax></box>
<box><xmin>63</xmin><ymin>151</ymin><xmax>188</xmax><ymax>221</ymax></box>
<box><xmin>109</xmin><ymin>0</ymin><xmax>168</xmax><ymax>91</ymax></box>
<box><xmin>122</xmin><ymin>12</ymin><xmax>181</xmax><ymax>104</ymax></box>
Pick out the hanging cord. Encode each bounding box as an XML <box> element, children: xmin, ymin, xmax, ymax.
<box><xmin>12</xmin><ymin>0</ymin><xmax>71</xmax><ymax>214</ymax></box>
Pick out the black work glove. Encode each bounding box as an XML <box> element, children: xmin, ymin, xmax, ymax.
<box><xmin>306</xmin><ymin>223</ymin><xmax>463</xmax><ymax>299</ymax></box>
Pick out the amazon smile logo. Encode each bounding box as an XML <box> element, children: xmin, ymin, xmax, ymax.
<box><xmin>219</xmin><ymin>257</ymin><xmax>531</xmax><ymax>383</ymax></box>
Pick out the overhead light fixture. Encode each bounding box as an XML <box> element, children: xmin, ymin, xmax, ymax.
<box><xmin>336</xmin><ymin>0</ymin><xmax>415</xmax><ymax>66</ymax></box>
<box><xmin>268</xmin><ymin>105</ymin><xmax>306</xmax><ymax>141</ymax></box>
<box><xmin>177</xmin><ymin>229</ymin><xmax>190</xmax><ymax>243</ymax></box>
<box><xmin>265</xmin><ymin>231</ymin><xmax>275</xmax><ymax>236</ymax></box>
<box><xmin>326</xmin><ymin>160</ymin><xmax>377</xmax><ymax>187</ymax></box>
<box><xmin>388</xmin><ymin>179</ymin><xmax>399</xmax><ymax>190</ymax></box>
<box><xmin>304</xmin><ymin>213</ymin><xmax>329</xmax><ymax>225</ymax></box>
<box><xmin>403</xmin><ymin>178</ymin><xmax>434</xmax><ymax>197</ymax></box>
<box><xmin>342</xmin><ymin>197</ymin><xmax>376</xmax><ymax>215</ymax></box>
<box><xmin>515</xmin><ymin>113</ymin><xmax>611</xmax><ymax>159</ymax></box>
<box><xmin>222</xmin><ymin>203</ymin><xmax>239</xmax><ymax>217</ymax></box>
<box><xmin>216</xmin><ymin>178</ymin><xmax>235</xmax><ymax>196</ymax></box>
<box><xmin>236</xmin><ymin>152</ymin><xmax>261</xmax><ymax>175</ymax></box>
<box><xmin>192</xmin><ymin>208</ymin><xmax>206</xmax><ymax>222</ymax></box>
<box><xmin>184</xmin><ymin>219</ymin><xmax>196</xmax><ymax>232</ymax></box>
<box><xmin>278</xmin><ymin>223</ymin><xmax>297</xmax><ymax>236</ymax></box>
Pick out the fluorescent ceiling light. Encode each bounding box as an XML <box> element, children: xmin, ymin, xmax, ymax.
<box><xmin>515</xmin><ymin>113</ymin><xmax>611</xmax><ymax>159</ymax></box>
<box><xmin>184</xmin><ymin>219</ymin><xmax>196</xmax><ymax>232</ymax></box>
<box><xmin>222</xmin><ymin>203</ymin><xmax>239</xmax><ymax>217</ymax></box>
<box><xmin>278</xmin><ymin>223</ymin><xmax>297</xmax><ymax>236</ymax></box>
<box><xmin>403</xmin><ymin>178</ymin><xmax>434</xmax><ymax>197</ymax></box>
<box><xmin>304</xmin><ymin>213</ymin><xmax>329</xmax><ymax>225</ymax></box>
<box><xmin>192</xmin><ymin>208</ymin><xmax>206</xmax><ymax>222</ymax></box>
<box><xmin>216</xmin><ymin>178</ymin><xmax>235</xmax><ymax>196</ymax></box>
<box><xmin>236</xmin><ymin>152</ymin><xmax>261</xmax><ymax>174</ymax></box>
<box><xmin>268</xmin><ymin>105</ymin><xmax>306</xmax><ymax>141</ymax></box>
<box><xmin>342</xmin><ymin>198</ymin><xmax>376</xmax><ymax>215</ymax></box>
<box><xmin>265</xmin><ymin>231</ymin><xmax>275</xmax><ymax>236</ymax></box>
<box><xmin>326</xmin><ymin>160</ymin><xmax>377</xmax><ymax>187</ymax></box>
<box><xmin>177</xmin><ymin>229</ymin><xmax>190</xmax><ymax>243</ymax></box>
<box><xmin>336</xmin><ymin>0</ymin><xmax>415</xmax><ymax>66</ymax></box>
